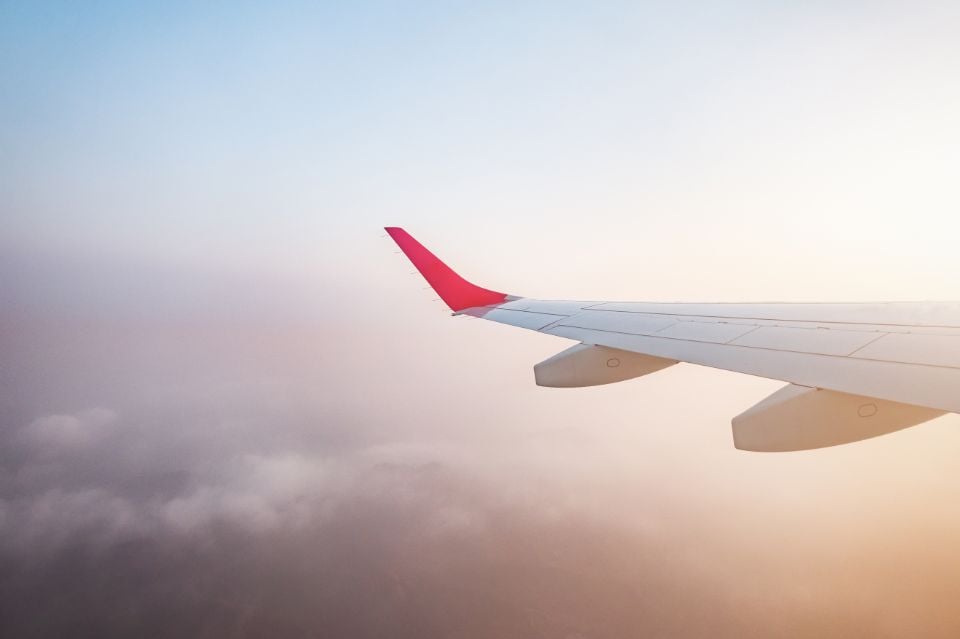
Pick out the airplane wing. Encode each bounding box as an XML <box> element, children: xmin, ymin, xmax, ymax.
<box><xmin>385</xmin><ymin>227</ymin><xmax>955</xmax><ymax>451</ymax></box>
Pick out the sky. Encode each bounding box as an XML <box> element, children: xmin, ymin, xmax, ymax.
<box><xmin>3</xmin><ymin>1</ymin><xmax>960</xmax><ymax>637</ymax></box>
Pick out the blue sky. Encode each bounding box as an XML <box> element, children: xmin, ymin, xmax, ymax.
<box><xmin>6</xmin><ymin>1</ymin><xmax>958</xmax><ymax>299</ymax></box>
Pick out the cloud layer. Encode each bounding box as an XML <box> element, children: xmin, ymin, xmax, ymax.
<box><xmin>4</xmin><ymin>292</ymin><xmax>960</xmax><ymax>638</ymax></box>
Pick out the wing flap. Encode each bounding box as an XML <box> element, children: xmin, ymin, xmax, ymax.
<box><xmin>729</xmin><ymin>325</ymin><xmax>881</xmax><ymax>356</ymax></box>
<box><xmin>854</xmin><ymin>332</ymin><xmax>960</xmax><ymax>368</ymax></box>
<box><xmin>732</xmin><ymin>384</ymin><xmax>945</xmax><ymax>451</ymax></box>
<box><xmin>654</xmin><ymin>320</ymin><xmax>757</xmax><ymax>344</ymax></box>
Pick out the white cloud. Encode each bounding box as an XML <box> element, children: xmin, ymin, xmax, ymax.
<box><xmin>17</xmin><ymin>408</ymin><xmax>118</xmax><ymax>454</ymax></box>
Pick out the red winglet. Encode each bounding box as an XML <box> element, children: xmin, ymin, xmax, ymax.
<box><xmin>385</xmin><ymin>227</ymin><xmax>508</xmax><ymax>311</ymax></box>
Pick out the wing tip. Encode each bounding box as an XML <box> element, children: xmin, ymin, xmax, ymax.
<box><xmin>385</xmin><ymin>226</ymin><xmax>508</xmax><ymax>311</ymax></box>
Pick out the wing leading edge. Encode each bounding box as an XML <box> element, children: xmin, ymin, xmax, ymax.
<box><xmin>386</xmin><ymin>227</ymin><xmax>956</xmax><ymax>450</ymax></box>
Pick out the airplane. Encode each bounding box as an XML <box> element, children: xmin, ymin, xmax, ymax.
<box><xmin>385</xmin><ymin>227</ymin><xmax>958</xmax><ymax>451</ymax></box>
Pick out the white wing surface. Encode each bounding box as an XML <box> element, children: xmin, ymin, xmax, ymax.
<box><xmin>386</xmin><ymin>227</ymin><xmax>954</xmax><ymax>450</ymax></box>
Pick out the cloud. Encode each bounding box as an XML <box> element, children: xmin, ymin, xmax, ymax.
<box><xmin>3</xmin><ymin>281</ymin><xmax>960</xmax><ymax>638</ymax></box>
<box><xmin>17</xmin><ymin>408</ymin><xmax>118</xmax><ymax>454</ymax></box>
<box><xmin>1</xmin><ymin>389</ymin><xmax>954</xmax><ymax>639</ymax></box>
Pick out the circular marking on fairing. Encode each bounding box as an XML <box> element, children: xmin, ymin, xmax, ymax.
<box><xmin>606</xmin><ymin>358</ymin><xmax>621</xmax><ymax>368</ymax></box>
<box><xmin>858</xmin><ymin>403</ymin><xmax>878</xmax><ymax>418</ymax></box>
